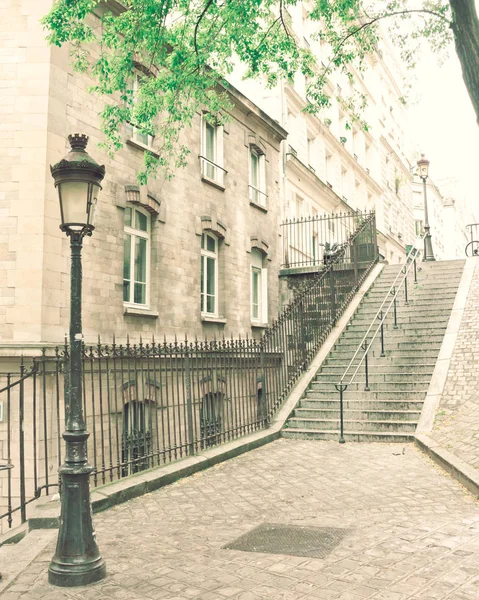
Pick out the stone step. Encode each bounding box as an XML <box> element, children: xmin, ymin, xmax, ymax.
<box><xmin>340</xmin><ymin>328</ymin><xmax>446</xmax><ymax>341</ymax></box>
<box><xmin>304</xmin><ymin>390</ymin><xmax>427</xmax><ymax>400</ymax></box>
<box><xmin>324</xmin><ymin>350</ymin><xmax>440</xmax><ymax>363</ymax></box>
<box><xmin>345</xmin><ymin>325</ymin><xmax>446</xmax><ymax>337</ymax></box>
<box><xmin>310</xmin><ymin>381</ymin><xmax>430</xmax><ymax>391</ymax></box>
<box><xmin>318</xmin><ymin>365</ymin><xmax>435</xmax><ymax>375</ymax></box>
<box><xmin>333</xmin><ymin>341</ymin><xmax>443</xmax><ymax>352</ymax></box>
<box><xmin>281</xmin><ymin>429</ymin><xmax>415</xmax><ymax>443</ymax></box>
<box><xmin>314</xmin><ymin>372</ymin><xmax>432</xmax><ymax>383</ymax></box>
<box><xmin>287</xmin><ymin>417</ymin><xmax>417</xmax><ymax>432</ymax></box>
<box><xmin>356</xmin><ymin>298</ymin><xmax>456</xmax><ymax>311</ymax></box>
<box><xmin>365</xmin><ymin>281</ymin><xmax>458</xmax><ymax>300</ymax></box>
<box><xmin>299</xmin><ymin>398</ymin><xmax>424</xmax><ymax>410</ymax></box>
<box><xmin>294</xmin><ymin>408</ymin><xmax>421</xmax><ymax>421</ymax></box>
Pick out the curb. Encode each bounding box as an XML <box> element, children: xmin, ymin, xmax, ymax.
<box><xmin>415</xmin><ymin>434</ymin><xmax>479</xmax><ymax>498</ymax></box>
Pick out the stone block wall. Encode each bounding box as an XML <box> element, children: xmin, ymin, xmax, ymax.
<box><xmin>1</xmin><ymin>2</ymin><xmax>286</xmax><ymax>346</ymax></box>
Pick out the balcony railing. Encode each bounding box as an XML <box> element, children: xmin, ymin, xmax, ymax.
<box><xmin>281</xmin><ymin>210</ymin><xmax>372</xmax><ymax>269</ymax></box>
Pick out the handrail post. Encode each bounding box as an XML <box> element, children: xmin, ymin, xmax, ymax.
<box><xmin>19</xmin><ymin>358</ymin><xmax>26</xmax><ymax>524</ymax></box>
<box><xmin>378</xmin><ymin>311</ymin><xmax>385</xmax><ymax>357</ymax></box>
<box><xmin>335</xmin><ymin>383</ymin><xmax>347</xmax><ymax>444</ymax></box>
<box><xmin>404</xmin><ymin>272</ymin><xmax>409</xmax><ymax>306</ymax></box>
<box><xmin>362</xmin><ymin>341</ymin><xmax>370</xmax><ymax>391</ymax></box>
<box><xmin>413</xmin><ymin>256</ymin><xmax>418</xmax><ymax>284</ymax></box>
<box><xmin>393</xmin><ymin>287</ymin><xmax>398</xmax><ymax>329</ymax></box>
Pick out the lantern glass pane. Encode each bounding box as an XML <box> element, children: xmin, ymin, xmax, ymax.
<box><xmin>59</xmin><ymin>181</ymin><xmax>90</xmax><ymax>229</ymax></box>
<box><xmin>88</xmin><ymin>183</ymin><xmax>100</xmax><ymax>227</ymax></box>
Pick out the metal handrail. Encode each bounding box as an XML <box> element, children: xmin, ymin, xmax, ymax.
<box><xmin>198</xmin><ymin>155</ymin><xmax>228</xmax><ymax>174</ymax></box>
<box><xmin>335</xmin><ymin>236</ymin><xmax>424</xmax><ymax>443</ymax></box>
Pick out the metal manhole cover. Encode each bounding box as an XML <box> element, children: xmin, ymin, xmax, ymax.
<box><xmin>223</xmin><ymin>523</ymin><xmax>352</xmax><ymax>558</ymax></box>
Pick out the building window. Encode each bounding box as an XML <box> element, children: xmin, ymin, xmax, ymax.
<box><xmin>123</xmin><ymin>206</ymin><xmax>150</xmax><ymax>306</ymax></box>
<box><xmin>415</xmin><ymin>220</ymin><xmax>424</xmax><ymax>236</ymax></box>
<box><xmin>251</xmin><ymin>249</ymin><xmax>268</xmax><ymax>324</ymax></box>
<box><xmin>200</xmin><ymin>116</ymin><xmax>224</xmax><ymax>185</ymax></box>
<box><xmin>249</xmin><ymin>147</ymin><xmax>266</xmax><ymax>206</ymax></box>
<box><xmin>125</xmin><ymin>70</ymin><xmax>154</xmax><ymax>148</ymax></box>
<box><xmin>201</xmin><ymin>233</ymin><xmax>218</xmax><ymax>316</ymax></box>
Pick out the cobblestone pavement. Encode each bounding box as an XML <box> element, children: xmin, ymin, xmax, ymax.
<box><xmin>5</xmin><ymin>439</ymin><xmax>479</xmax><ymax>600</ymax></box>
<box><xmin>433</xmin><ymin>261</ymin><xmax>479</xmax><ymax>469</ymax></box>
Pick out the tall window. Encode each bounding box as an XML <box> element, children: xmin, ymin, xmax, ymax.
<box><xmin>201</xmin><ymin>116</ymin><xmax>224</xmax><ymax>185</ymax></box>
<box><xmin>201</xmin><ymin>233</ymin><xmax>218</xmax><ymax>316</ymax></box>
<box><xmin>249</xmin><ymin>147</ymin><xmax>266</xmax><ymax>206</ymax></box>
<box><xmin>123</xmin><ymin>206</ymin><xmax>150</xmax><ymax>306</ymax></box>
<box><xmin>125</xmin><ymin>70</ymin><xmax>154</xmax><ymax>148</ymax></box>
<box><xmin>251</xmin><ymin>249</ymin><xmax>268</xmax><ymax>324</ymax></box>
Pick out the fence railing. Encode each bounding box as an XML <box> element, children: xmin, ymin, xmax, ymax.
<box><xmin>280</xmin><ymin>210</ymin><xmax>370</xmax><ymax>269</ymax></box>
<box><xmin>465</xmin><ymin>223</ymin><xmax>479</xmax><ymax>257</ymax></box>
<box><xmin>0</xmin><ymin>212</ymin><xmax>378</xmax><ymax>530</ymax></box>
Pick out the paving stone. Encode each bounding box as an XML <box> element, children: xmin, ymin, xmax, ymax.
<box><xmin>3</xmin><ymin>440</ymin><xmax>479</xmax><ymax>600</ymax></box>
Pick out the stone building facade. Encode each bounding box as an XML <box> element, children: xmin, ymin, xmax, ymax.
<box><xmin>0</xmin><ymin>0</ymin><xmax>287</xmax><ymax>349</ymax></box>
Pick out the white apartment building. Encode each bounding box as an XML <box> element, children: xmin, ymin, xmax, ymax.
<box><xmin>229</xmin><ymin>2</ymin><xmax>414</xmax><ymax>264</ymax></box>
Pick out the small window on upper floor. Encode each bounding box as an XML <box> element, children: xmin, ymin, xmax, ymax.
<box><xmin>249</xmin><ymin>146</ymin><xmax>266</xmax><ymax>208</ymax></box>
<box><xmin>125</xmin><ymin>70</ymin><xmax>155</xmax><ymax>149</ymax></box>
<box><xmin>200</xmin><ymin>115</ymin><xmax>224</xmax><ymax>186</ymax></box>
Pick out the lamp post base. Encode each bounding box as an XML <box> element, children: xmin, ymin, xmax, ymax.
<box><xmin>423</xmin><ymin>233</ymin><xmax>436</xmax><ymax>262</ymax></box>
<box><xmin>48</xmin><ymin>557</ymin><xmax>106</xmax><ymax>588</ymax></box>
<box><xmin>48</xmin><ymin>465</ymin><xmax>106</xmax><ymax>587</ymax></box>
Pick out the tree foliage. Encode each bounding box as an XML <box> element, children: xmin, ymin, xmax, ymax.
<box><xmin>42</xmin><ymin>0</ymin><xmax>479</xmax><ymax>182</ymax></box>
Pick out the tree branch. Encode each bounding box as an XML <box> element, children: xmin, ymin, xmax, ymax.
<box><xmin>194</xmin><ymin>0</ymin><xmax>215</xmax><ymax>59</ymax></box>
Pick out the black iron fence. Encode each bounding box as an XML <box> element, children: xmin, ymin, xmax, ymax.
<box><xmin>0</xmin><ymin>212</ymin><xmax>378</xmax><ymax>530</ymax></box>
<box><xmin>281</xmin><ymin>210</ymin><xmax>370</xmax><ymax>269</ymax></box>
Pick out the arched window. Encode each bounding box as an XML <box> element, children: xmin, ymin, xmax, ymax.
<box><xmin>123</xmin><ymin>205</ymin><xmax>150</xmax><ymax>306</ymax></box>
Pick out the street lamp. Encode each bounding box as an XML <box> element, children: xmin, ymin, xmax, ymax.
<box><xmin>417</xmin><ymin>154</ymin><xmax>435</xmax><ymax>261</ymax></box>
<box><xmin>48</xmin><ymin>134</ymin><xmax>106</xmax><ymax>587</ymax></box>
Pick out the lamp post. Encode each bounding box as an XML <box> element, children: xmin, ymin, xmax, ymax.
<box><xmin>417</xmin><ymin>154</ymin><xmax>435</xmax><ymax>261</ymax></box>
<box><xmin>48</xmin><ymin>134</ymin><xmax>106</xmax><ymax>587</ymax></box>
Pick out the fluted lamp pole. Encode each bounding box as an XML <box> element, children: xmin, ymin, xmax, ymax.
<box><xmin>48</xmin><ymin>134</ymin><xmax>106</xmax><ymax>587</ymax></box>
<box><xmin>417</xmin><ymin>154</ymin><xmax>435</xmax><ymax>262</ymax></box>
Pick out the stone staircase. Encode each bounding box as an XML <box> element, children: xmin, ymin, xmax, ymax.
<box><xmin>282</xmin><ymin>260</ymin><xmax>465</xmax><ymax>442</ymax></box>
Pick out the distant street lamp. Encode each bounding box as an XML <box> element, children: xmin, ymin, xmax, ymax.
<box><xmin>417</xmin><ymin>154</ymin><xmax>435</xmax><ymax>261</ymax></box>
<box><xmin>48</xmin><ymin>134</ymin><xmax>106</xmax><ymax>587</ymax></box>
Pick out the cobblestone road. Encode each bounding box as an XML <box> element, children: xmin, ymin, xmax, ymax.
<box><xmin>4</xmin><ymin>440</ymin><xmax>479</xmax><ymax>600</ymax></box>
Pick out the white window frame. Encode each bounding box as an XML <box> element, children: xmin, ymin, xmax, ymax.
<box><xmin>123</xmin><ymin>206</ymin><xmax>151</xmax><ymax>308</ymax></box>
<box><xmin>126</xmin><ymin>70</ymin><xmax>155</xmax><ymax>149</ymax></box>
<box><xmin>200</xmin><ymin>115</ymin><xmax>224</xmax><ymax>186</ymax></box>
<box><xmin>201</xmin><ymin>233</ymin><xmax>219</xmax><ymax>317</ymax></box>
<box><xmin>251</xmin><ymin>250</ymin><xmax>268</xmax><ymax>324</ymax></box>
<box><xmin>248</xmin><ymin>147</ymin><xmax>267</xmax><ymax>207</ymax></box>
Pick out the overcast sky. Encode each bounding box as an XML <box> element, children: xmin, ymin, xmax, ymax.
<box><xmin>406</xmin><ymin>7</ymin><xmax>479</xmax><ymax>219</ymax></box>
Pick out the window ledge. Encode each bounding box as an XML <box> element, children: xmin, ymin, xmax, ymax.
<box><xmin>201</xmin><ymin>175</ymin><xmax>225</xmax><ymax>191</ymax></box>
<box><xmin>249</xmin><ymin>201</ymin><xmax>268</xmax><ymax>213</ymax></box>
<box><xmin>124</xmin><ymin>306</ymin><xmax>159</xmax><ymax>318</ymax></box>
<box><xmin>126</xmin><ymin>138</ymin><xmax>159</xmax><ymax>158</ymax></box>
<box><xmin>201</xmin><ymin>315</ymin><xmax>227</xmax><ymax>324</ymax></box>
<box><xmin>251</xmin><ymin>322</ymin><xmax>268</xmax><ymax>329</ymax></box>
